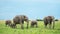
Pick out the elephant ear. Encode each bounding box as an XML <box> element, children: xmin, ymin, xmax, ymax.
<box><xmin>25</xmin><ymin>17</ymin><xmax>28</xmax><ymax>21</ymax></box>
<box><xmin>24</xmin><ymin>15</ymin><xmax>26</xmax><ymax>18</ymax></box>
<box><xmin>23</xmin><ymin>16</ymin><xmax>28</xmax><ymax>20</ymax></box>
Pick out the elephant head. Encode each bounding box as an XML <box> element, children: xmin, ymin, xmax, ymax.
<box><xmin>23</xmin><ymin>15</ymin><xmax>29</xmax><ymax>28</ymax></box>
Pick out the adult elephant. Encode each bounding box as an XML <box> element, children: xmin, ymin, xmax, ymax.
<box><xmin>43</xmin><ymin>16</ymin><xmax>55</xmax><ymax>29</ymax></box>
<box><xmin>13</xmin><ymin>15</ymin><xmax>29</xmax><ymax>29</ymax></box>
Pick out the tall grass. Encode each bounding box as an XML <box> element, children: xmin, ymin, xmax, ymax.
<box><xmin>0</xmin><ymin>20</ymin><xmax>60</xmax><ymax>34</ymax></box>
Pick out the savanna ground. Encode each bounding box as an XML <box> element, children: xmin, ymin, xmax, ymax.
<box><xmin>0</xmin><ymin>20</ymin><xmax>60</xmax><ymax>34</ymax></box>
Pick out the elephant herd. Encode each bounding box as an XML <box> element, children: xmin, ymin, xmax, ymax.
<box><xmin>5</xmin><ymin>15</ymin><xmax>55</xmax><ymax>29</ymax></box>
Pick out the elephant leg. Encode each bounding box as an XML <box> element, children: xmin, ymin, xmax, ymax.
<box><xmin>44</xmin><ymin>23</ymin><xmax>47</xmax><ymax>28</ymax></box>
<box><xmin>20</xmin><ymin>20</ymin><xmax>24</xmax><ymax>29</ymax></box>
<box><xmin>48</xmin><ymin>24</ymin><xmax>51</xmax><ymax>29</ymax></box>
<box><xmin>21</xmin><ymin>23</ymin><xmax>24</xmax><ymax>29</ymax></box>
<box><xmin>45</xmin><ymin>24</ymin><xmax>47</xmax><ymax>28</ymax></box>
<box><xmin>5</xmin><ymin>24</ymin><xmax>7</xmax><ymax>27</ymax></box>
<box><xmin>26</xmin><ymin>21</ymin><xmax>29</xmax><ymax>29</ymax></box>
<box><xmin>44</xmin><ymin>21</ymin><xmax>47</xmax><ymax>28</ymax></box>
<box><xmin>36</xmin><ymin>23</ymin><xmax>38</xmax><ymax>28</ymax></box>
<box><xmin>27</xmin><ymin>23</ymin><xmax>28</xmax><ymax>28</ymax></box>
<box><xmin>31</xmin><ymin>25</ymin><xmax>34</xmax><ymax>27</ymax></box>
<box><xmin>13</xmin><ymin>24</ymin><xmax>16</xmax><ymax>28</ymax></box>
<box><xmin>53</xmin><ymin>20</ymin><xmax>55</xmax><ymax>29</ymax></box>
<box><xmin>30</xmin><ymin>24</ymin><xmax>32</xmax><ymax>27</ymax></box>
<box><xmin>49</xmin><ymin>21</ymin><xmax>52</xmax><ymax>29</ymax></box>
<box><xmin>13</xmin><ymin>25</ymin><xmax>17</xmax><ymax>28</ymax></box>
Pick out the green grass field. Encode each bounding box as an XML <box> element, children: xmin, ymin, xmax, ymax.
<box><xmin>0</xmin><ymin>20</ymin><xmax>60</xmax><ymax>34</ymax></box>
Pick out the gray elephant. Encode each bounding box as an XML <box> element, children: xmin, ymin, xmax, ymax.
<box><xmin>9</xmin><ymin>23</ymin><xmax>16</xmax><ymax>28</ymax></box>
<box><xmin>13</xmin><ymin>15</ymin><xmax>29</xmax><ymax>29</ymax></box>
<box><xmin>30</xmin><ymin>20</ymin><xmax>38</xmax><ymax>28</ymax></box>
<box><xmin>43</xmin><ymin>16</ymin><xmax>55</xmax><ymax>29</ymax></box>
<box><xmin>5</xmin><ymin>20</ymin><xmax>11</xmax><ymax>26</ymax></box>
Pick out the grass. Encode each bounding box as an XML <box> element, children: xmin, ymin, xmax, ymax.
<box><xmin>0</xmin><ymin>20</ymin><xmax>60</xmax><ymax>34</ymax></box>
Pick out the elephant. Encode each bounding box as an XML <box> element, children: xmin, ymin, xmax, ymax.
<box><xmin>13</xmin><ymin>15</ymin><xmax>29</xmax><ymax>29</ymax></box>
<box><xmin>30</xmin><ymin>20</ymin><xmax>38</xmax><ymax>28</ymax></box>
<box><xmin>9</xmin><ymin>23</ymin><xmax>16</xmax><ymax>28</ymax></box>
<box><xmin>5</xmin><ymin>20</ymin><xmax>11</xmax><ymax>26</ymax></box>
<box><xmin>43</xmin><ymin>16</ymin><xmax>55</xmax><ymax>29</ymax></box>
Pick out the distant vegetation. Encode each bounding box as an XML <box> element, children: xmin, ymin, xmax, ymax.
<box><xmin>55</xmin><ymin>19</ymin><xmax>59</xmax><ymax>21</ymax></box>
<box><xmin>36</xmin><ymin>19</ymin><xmax>43</xmax><ymax>21</ymax></box>
<box><xmin>36</xmin><ymin>19</ymin><xmax>59</xmax><ymax>21</ymax></box>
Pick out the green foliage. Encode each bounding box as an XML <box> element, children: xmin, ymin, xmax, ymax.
<box><xmin>55</xmin><ymin>19</ymin><xmax>59</xmax><ymax>21</ymax></box>
<box><xmin>36</xmin><ymin>19</ymin><xmax>43</xmax><ymax>21</ymax></box>
<box><xmin>0</xmin><ymin>20</ymin><xmax>60</xmax><ymax>34</ymax></box>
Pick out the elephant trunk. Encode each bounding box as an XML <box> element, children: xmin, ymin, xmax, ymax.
<box><xmin>52</xmin><ymin>16</ymin><xmax>55</xmax><ymax>29</ymax></box>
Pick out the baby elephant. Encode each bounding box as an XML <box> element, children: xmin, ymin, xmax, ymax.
<box><xmin>31</xmin><ymin>20</ymin><xmax>38</xmax><ymax>28</ymax></box>
<box><xmin>5</xmin><ymin>20</ymin><xmax>11</xmax><ymax>26</ymax></box>
<box><xmin>9</xmin><ymin>23</ymin><xmax>16</xmax><ymax>28</ymax></box>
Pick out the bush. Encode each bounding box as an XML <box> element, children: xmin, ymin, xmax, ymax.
<box><xmin>55</xmin><ymin>19</ymin><xmax>59</xmax><ymax>21</ymax></box>
<box><xmin>36</xmin><ymin>19</ymin><xmax>43</xmax><ymax>21</ymax></box>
